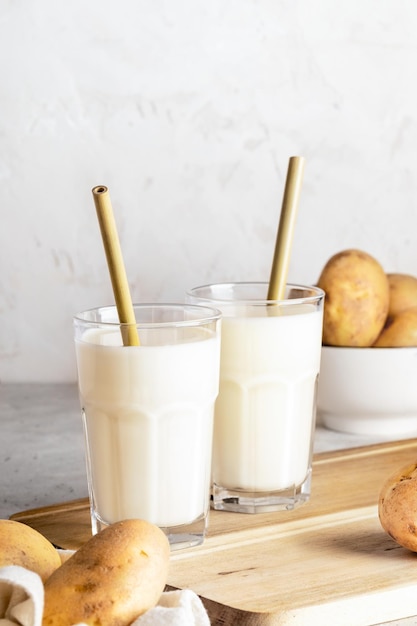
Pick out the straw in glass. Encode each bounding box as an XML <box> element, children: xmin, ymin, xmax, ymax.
<box><xmin>267</xmin><ymin>156</ymin><xmax>305</xmax><ymax>301</ymax></box>
<box><xmin>92</xmin><ymin>185</ymin><xmax>140</xmax><ymax>346</ymax></box>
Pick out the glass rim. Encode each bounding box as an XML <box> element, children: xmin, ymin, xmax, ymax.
<box><xmin>74</xmin><ymin>303</ymin><xmax>222</xmax><ymax>329</ymax></box>
<box><xmin>186</xmin><ymin>282</ymin><xmax>325</xmax><ymax>306</ymax></box>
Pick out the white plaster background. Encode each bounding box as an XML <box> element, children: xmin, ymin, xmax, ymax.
<box><xmin>1</xmin><ymin>0</ymin><xmax>417</xmax><ymax>382</ymax></box>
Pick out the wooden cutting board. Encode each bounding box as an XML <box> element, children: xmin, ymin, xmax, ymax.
<box><xmin>11</xmin><ymin>439</ymin><xmax>417</xmax><ymax>625</ymax></box>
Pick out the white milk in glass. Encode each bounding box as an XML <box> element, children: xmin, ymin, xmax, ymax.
<box><xmin>213</xmin><ymin>305</ymin><xmax>322</xmax><ymax>493</ymax></box>
<box><xmin>75</xmin><ymin>327</ymin><xmax>220</xmax><ymax>528</ymax></box>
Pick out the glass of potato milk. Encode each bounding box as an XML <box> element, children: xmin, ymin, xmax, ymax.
<box><xmin>186</xmin><ymin>283</ymin><xmax>324</xmax><ymax>513</ymax></box>
<box><xmin>73</xmin><ymin>303</ymin><xmax>221</xmax><ymax>549</ymax></box>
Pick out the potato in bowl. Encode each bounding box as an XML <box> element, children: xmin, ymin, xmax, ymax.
<box><xmin>316</xmin><ymin>249</ymin><xmax>417</xmax><ymax>435</ymax></box>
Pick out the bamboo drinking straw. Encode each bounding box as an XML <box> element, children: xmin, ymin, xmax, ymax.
<box><xmin>92</xmin><ymin>186</ymin><xmax>140</xmax><ymax>346</ymax></box>
<box><xmin>267</xmin><ymin>156</ymin><xmax>305</xmax><ymax>301</ymax></box>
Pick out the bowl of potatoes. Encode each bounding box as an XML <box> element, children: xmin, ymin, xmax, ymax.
<box><xmin>316</xmin><ymin>249</ymin><xmax>417</xmax><ymax>436</ymax></box>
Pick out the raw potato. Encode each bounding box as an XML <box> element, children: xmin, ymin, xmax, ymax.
<box><xmin>387</xmin><ymin>273</ymin><xmax>417</xmax><ymax>318</ymax></box>
<box><xmin>0</xmin><ymin>519</ymin><xmax>61</xmax><ymax>582</ymax></box>
<box><xmin>373</xmin><ymin>306</ymin><xmax>417</xmax><ymax>347</ymax></box>
<box><xmin>317</xmin><ymin>249</ymin><xmax>389</xmax><ymax>347</ymax></box>
<box><xmin>42</xmin><ymin>519</ymin><xmax>170</xmax><ymax>626</ymax></box>
<box><xmin>378</xmin><ymin>463</ymin><xmax>417</xmax><ymax>551</ymax></box>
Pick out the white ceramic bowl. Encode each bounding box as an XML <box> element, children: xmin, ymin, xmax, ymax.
<box><xmin>317</xmin><ymin>346</ymin><xmax>417</xmax><ymax>436</ymax></box>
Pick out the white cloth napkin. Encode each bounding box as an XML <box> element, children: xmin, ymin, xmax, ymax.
<box><xmin>135</xmin><ymin>590</ymin><xmax>210</xmax><ymax>626</ymax></box>
<box><xmin>0</xmin><ymin>566</ymin><xmax>44</xmax><ymax>626</ymax></box>
<box><xmin>0</xmin><ymin>565</ymin><xmax>210</xmax><ymax>626</ymax></box>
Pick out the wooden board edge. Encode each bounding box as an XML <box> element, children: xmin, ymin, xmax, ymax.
<box><xmin>10</xmin><ymin>497</ymin><xmax>90</xmax><ymax>522</ymax></box>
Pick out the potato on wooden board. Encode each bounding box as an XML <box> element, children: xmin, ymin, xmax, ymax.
<box><xmin>374</xmin><ymin>306</ymin><xmax>417</xmax><ymax>347</ymax></box>
<box><xmin>387</xmin><ymin>273</ymin><xmax>417</xmax><ymax>318</ymax></box>
<box><xmin>0</xmin><ymin>519</ymin><xmax>61</xmax><ymax>582</ymax></box>
<box><xmin>378</xmin><ymin>463</ymin><xmax>417</xmax><ymax>552</ymax></box>
<box><xmin>42</xmin><ymin>519</ymin><xmax>170</xmax><ymax>626</ymax></box>
<box><xmin>317</xmin><ymin>249</ymin><xmax>389</xmax><ymax>347</ymax></box>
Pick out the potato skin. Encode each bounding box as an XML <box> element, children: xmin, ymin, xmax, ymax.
<box><xmin>42</xmin><ymin>519</ymin><xmax>170</xmax><ymax>626</ymax></box>
<box><xmin>373</xmin><ymin>306</ymin><xmax>417</xmax><ymax>347</ymax></box>
<box><xmin>387</xmin><ymin>273</ymin><xmax>417</xmax><ymax>318</ymax></box>
<box><xmin>0</xmin><ymin>519</ymin><xmax>61</xmax><ymax>582</ymax></box>
<box><xmin>317</xmin><ymin>249</ymin><xmax>389</xmax><ymax>347</ymax></box>
<box><xmin>378</xmin><ymin>463</ymin><xmax>417</xmax><ymax>551</ymax></box>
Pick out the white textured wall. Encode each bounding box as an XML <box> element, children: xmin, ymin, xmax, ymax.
<box><xmin>1</xmin><ymin>1</ymin><xmax>417</xmax><ymax>382</ymax></box>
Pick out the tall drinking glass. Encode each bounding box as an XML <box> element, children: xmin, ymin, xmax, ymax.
<box><xmin>186</xmin><ymin>283</ymin><xmax>324</xmax><ymax>513</ymax></box>
<box><xmin>74</xmin><ymin>303</ymin><xmax>221</xmax><ymax>549</ymax></box>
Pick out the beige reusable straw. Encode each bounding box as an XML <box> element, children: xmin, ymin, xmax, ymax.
<box><xmin>92</xmin><ymin>185</ymin><xmax>140</xmax><ymax>346</ymax></box>
<box><xmin>267</xmin><ymin>156</ymin><xmax>305</xmax><ymax>300</ymax></box>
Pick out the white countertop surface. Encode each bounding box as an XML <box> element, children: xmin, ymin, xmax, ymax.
<box><xmin>1</xmin><ymin>383</ymin><xmax>417</xmax><ymax>625</ymax></box>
